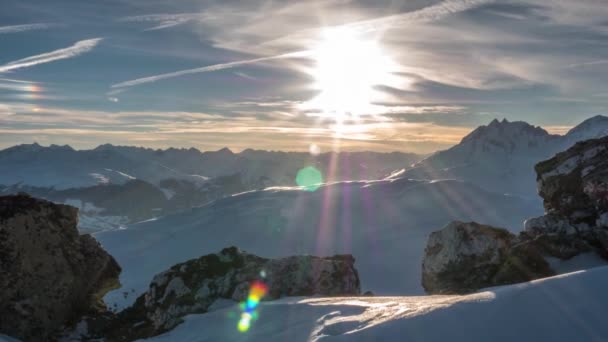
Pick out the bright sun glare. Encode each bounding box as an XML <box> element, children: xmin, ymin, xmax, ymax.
<box><xmin>303</xmin><ymin>27</ymin><xmax>399</xmax><ymax>129</ymax></box>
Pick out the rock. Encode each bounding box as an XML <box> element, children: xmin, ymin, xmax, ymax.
<box><xmin>531</xmin><ymin>136</ymin><xmax>608</xmax><ymax>258</ymax></box>
<box><xmin>0</xmin><ymin>194</ymin><xmax>121</xmax><ymax>341</ymax></box>
<box><xmin>536</xmin><ymin>136</ymin><xmax>608</xmax><ymax>223</ymax></box>
<box><xmin>91</xmin><ymin>247</ymin><xmax>360</xmax><ymax>340</ymax></box>
<box><xmin>423</xmin><ymin>137</ymin><xmax>608</xmax><ymax>294</ymax></box>
<box><xmin>422</xmin><ymin>221</ymin><xmax>554</xmax><ymax>294</ymax></box>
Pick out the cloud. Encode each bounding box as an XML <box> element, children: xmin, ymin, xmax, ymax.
<box><xmin>0</xmin><ymin>38</ymin><xmax>103</xmax><ymax>73</ymax></box>
<box><xmin>0</xmin><ymin>103</ymin><xmax>473</xmax><ymax>153</ymax></box>
<box><xmin>0</xmin><ymin>23</ymin><xmax>58</xmax><ymax>34</ymax></box>
<box><xmin>110</xmin><ymin>0</ymin><xmax>492</xmax><ymax>91</ymax></box>
<box><xmin>119</xmin><ymin>13</ymin><xmax>206</xmax><ymax>31</ymax></box>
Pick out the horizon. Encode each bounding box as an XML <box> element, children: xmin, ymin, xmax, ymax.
<box><xmin>0</xmin><ymin>115</ymin><xmax>596</xmax><ymax>153</ymax></box>
<box><xmin>2</xmin><ymin>0</ymin><xmax>608</xmax><ymax>154</ymax></box>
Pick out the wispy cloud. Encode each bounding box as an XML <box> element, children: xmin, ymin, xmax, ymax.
<box><xmin>0</xmin><ymin>23</ymin><xmax>58</xmax><ymax>34</ymax></box>
<box><xmin>111</xmin><ymin>0</ymin><xmax>491</xmax><ymax>90</ymax></box>
<box><xmin>0</xmin><ymin>38</ymin><xmax>102</xmax><ymax>73</ymax></box>
<box><xmin>0</xmin><ymin>103</ymin><xmax>472</xmax><ymax>153</ymax></box>
<box><xmin>119</xmin><ymin>13</ymin><xmax>206</xmax><ymax>31</ymax></box>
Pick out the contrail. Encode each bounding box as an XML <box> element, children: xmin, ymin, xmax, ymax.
<box><xmin>345</xmin><ymin>0</ymin><xmax>493</xmax><ymax>32</ymax></box>
<box><xmin>0</xmin><ymin>38</ymin><xmax>103</xmax><ymax>73</ymax></box>
<box><xmin>0</xmin><ymin>23</ymin><xmax>58</xmax><ymax>34</ymax></box>
<box><xmin>111</xmin><ymin>51</ymin><xmax>311</xmax><ymax>89</ymax></box>
<box><xmin>119</xmin><ymin>13</ymin><xmax>205</xmax><ymax>31</ymax></box>
<box><xmin>111</xmin><ymin>0</ymin><xmax>492</xmax><ymax>89</ymax></box>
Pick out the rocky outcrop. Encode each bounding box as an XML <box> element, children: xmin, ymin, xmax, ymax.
<box><xmin>423</xmin><ymin>136</ymin><xmax>608</xmax><ymax>294</ymax></box>
<box><xmin>422</xmin><ymin>221</ymin><xmax>552</xmax><ymax>294</ymax></box>
<box><xmin>528</xmin><ymin>136</ymin><xmax>608</xmax><ymax>258</ymax></box>
<box><xmin>88</xmin><ymin>247</ymin><xmax>360</xmax><ymax>341</ymax></box>
<box><xmin>0</xmin><ymin>194</ymin><xmax>121</xmax><ymax>341</ymax></box>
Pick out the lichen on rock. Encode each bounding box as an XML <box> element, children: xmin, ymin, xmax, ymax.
<box><xmin>0</xmin><ymin>194</ymin><xmax>121</xmax><ymax>341</ymax></box>
<box><xmin>421</xmin><ymin>221</ymin><xmax>552</xmax><ymax>294</ymax></box>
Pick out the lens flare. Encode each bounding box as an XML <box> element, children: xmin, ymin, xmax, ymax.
<box><xmin>296</xmin><ymin>166</ymin><xmax>323</xmax><ymax>192</ymax></box>
<box><xmin>237</xmin><ymin>280</ymin><xmax>268</xmax><ymax>332</ymax></box>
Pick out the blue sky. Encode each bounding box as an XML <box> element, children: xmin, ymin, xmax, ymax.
<box><xmin>0</xmin><ymin>0</ymin><xmax>607</xmax><ymax>153</ymax></box>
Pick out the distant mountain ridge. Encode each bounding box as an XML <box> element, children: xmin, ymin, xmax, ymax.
<box><xmin>398</xmin><ymin>115</ymin><xmax>608</xmax><ymax>197</ymax></box>
<box><xmin>0</xmin><ymin>143</ymin><xmax>422</xmax><ymax>189</ymax></box>
<box><xmin>0</xmin><ymin>145</ymin><xmax>422</xmax><ymax>232</ymax></box>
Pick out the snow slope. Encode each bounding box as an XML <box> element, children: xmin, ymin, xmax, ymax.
<box><xmin>143</xmin><ymin>266</ymin><xmax>608</xmax><ymax>341</ymax></box>
<box><xmin>96</xmin><ymin>177</ymin><xmax>542</xmax><ymax>310</ymax></box>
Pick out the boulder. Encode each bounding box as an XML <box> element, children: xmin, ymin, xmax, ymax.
<box><xmin>91</xmin><ymin>247</ymin><xmax>360</xmax><ymax>340</ymax></box>
<box><xmin>422</xmin><ymin>221</ymin><xmax>552</xmax><ymax>294</ymax></box>
<box><xmin>0</xmin><ymin>194</ymin><xmax>121</xmax><ymax>341</ymax></box>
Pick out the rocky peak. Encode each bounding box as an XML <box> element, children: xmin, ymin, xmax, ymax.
<box><xmin>1</xmin><ymin>143</ymin><xmax>43</xmax><ymax>154</ymax></box>
<box><xmin>460</xmin><ymin>118</ymin><xmax>554</xmax><ymax>150</ymax></box>
<box><xmin>0</xmin><ymin>194</ymin><xmax>121</xmax><ymax>341</ymax></box>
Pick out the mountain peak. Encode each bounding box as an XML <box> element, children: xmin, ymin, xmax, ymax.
<box><xmin>2</xmin><ymin>143</ymin><xmax>43</xmax><ymax>153</ymax></box>
<box><xmin>217</xmin><ymin>147</ymin><xmax>234</xmax><ymax>155</ymax></box>
<box><xmin>566</xmin><ymin>115</ymin><xmax>608</xmax><ymax>141</ymax></box>
<box><xmin>462</xmin><ymin>119</ymin><xmax>550</xmax><ymax>144</ymax></box>
<box><xmin>48</xmin><ymin>144</ymin><xmax>74</xmax><ymax>151</ymax></box>
<box><xmin>94</xmin><ymin>143</ymin><xmax>115</xmax><ymax>151</ymax></box>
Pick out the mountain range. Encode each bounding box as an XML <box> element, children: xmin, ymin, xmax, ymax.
<box><xmin>2</xmin><ymin>115</ymin><xmax>607</xmax><ymax>233</ymax></box>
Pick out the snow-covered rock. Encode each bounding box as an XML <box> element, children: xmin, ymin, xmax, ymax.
<box><xmin>140</xmin><ymin>266</ymin><xmax>608</xmax><ymax>342</ymax></box>
<box><xmin>0</xmin><ymin>194</ymin><xmax>121</xmax><ymax>341</ymax></box>
<box><xmin>530</xmin><ymin>135</ymin><xmax>608</xmax><ymax>259</ymax></box>
<box><xmin>536</xmin><ymin>136</ymin><xmax>608</xmax><ymax>220</ymax></box>
<box><xmin>73</xmin><ymin>247</ymin><xmax>359</xmax><ymax>341</ymax></box>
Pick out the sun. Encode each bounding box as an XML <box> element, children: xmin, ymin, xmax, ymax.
<box><xmin>302</xmin><ymin>27</ymin><xmax>398</xmax><ymax>128</ymax></box>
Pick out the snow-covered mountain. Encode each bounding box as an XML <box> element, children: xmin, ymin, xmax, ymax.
<box><xmin>0</xmin><ymin>145</ymin><xmax>421</xmax><ymax>232</ymax></box>
<box><xmin>563</xmin><ymin>114</ymin><xmax>608</xmax><ymax>143</ymax></box>
<box><xmin>96</xmin><ymin>177</ymin><xmax>542</xmax><ymax>310</ymax></box>
<box><xmin>399</xmin><ymin>115</ymin><xmax>608</xmax><ymax>197</ymax></box>
<box><xmin>0</xmin><ymin>143</ymin><xmax>421</xmax><ymax>190</ymax></box>
<box><xmin>141</xmin><ymin>266</ymin><xmax>608</xmax><ymax>341</ymax></box>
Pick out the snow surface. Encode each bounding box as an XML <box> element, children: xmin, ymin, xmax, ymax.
<box><xmin>96</xmin><ymin>178</ymin><xmax>542</xmax><ymax>310</ymax></box>
<box><xmin>142</xmin><ymin>266</ymin><xmax>608</xmax><ymax>341</ymax></box>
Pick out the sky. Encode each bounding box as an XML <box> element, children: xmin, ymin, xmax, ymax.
<box><xmin>0</xmin><ymin>0</ymin><xmax>607</xmax><ymax>153</ymax></box>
